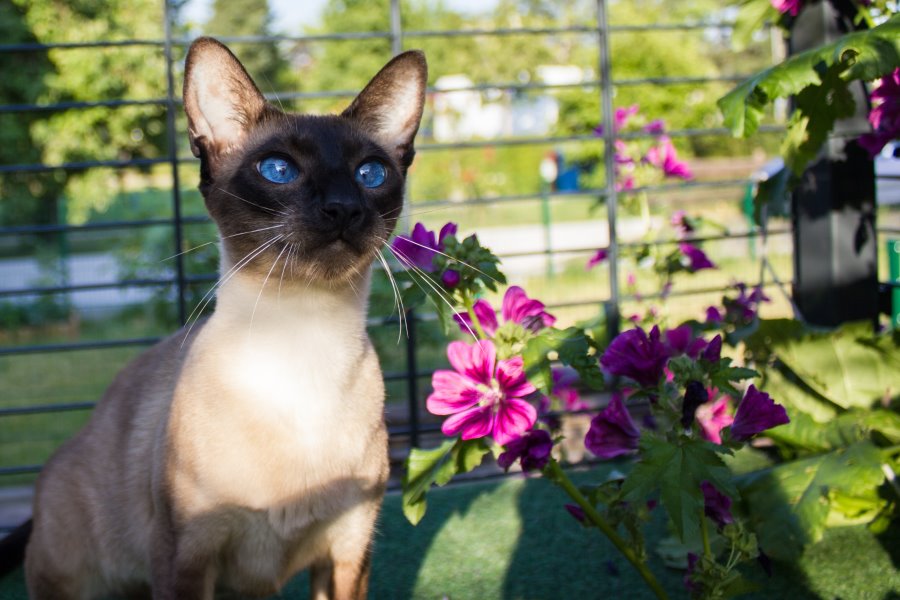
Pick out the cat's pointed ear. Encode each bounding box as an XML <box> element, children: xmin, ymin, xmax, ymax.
<box><xmin>341</xmin><ymin>50</ymin><xmax>427</xmax><ymax>169</ymax></box>
<box><xmin>183</xmin><ymin>37</ymin><xmax>272</xmax><ymax>176</ymax></box>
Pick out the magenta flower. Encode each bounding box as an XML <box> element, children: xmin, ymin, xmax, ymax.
<box><xmin>645</xmin><ymin>137</ymin><xmax>693</xmax><ymax>179</ymax></box>
<box><xmin>454</xmin><ymin>285</ymin><xmax>556</xmax><ymax>336</ymax></box>
<box><xmin>594</xmin><ymin>104</ymin><xmax>640</xmax><ymax>136</ymax></box>
<box><xmin>601</xmin><ymin>325</ymin><xmax>670</xmax><ymax>387</ymax></box>
<box><xmin>671</xmin><ymin>209</ymin><xmax>694</xmax><ymax>238</ymax></box>
<box><xmin>859</xmin><ymin>68</ymin><xmax>900</xmax><ymax>157</ymax></box>
<box><xmin>586</xmin><ymin>248</ymin><xmax>608</xmax><ymax>270</ymax></box>
<box><xmin>702</xmin><ymin>335</ymin><xmax>722</xmax><ymax>362</ymax></box>
<box><xmin>585</xmin><ymin>394</ymin><xmax>641</xmax><ymax>458</ymax></box>
<box><xmin>427</xmin><ymin>340</ymin><xmax>537</xmax><ymax>446</ymax></box>
<box><xmin>770</xmin><ymin>0</ymin><xmax>802</xmax><ymax>16</ymax></box>
<box><xmin>679</xmin><ymin>242</ymin><xmax>716</xmax><ymax>272</ymax></box>
<box><xmin>730</xmin><ymin>385</ymin><xmax>789</xmax><ymax>442</ymax></box>
<box><xmin>497</xmin><ymin>429</ymin><xmax>553</xmax><ymax>471</ymax></box>
<box><xmin>701</xmin><ymin>481</ymin><xmax>734</xmax><ymax>528</ymax></box>
<box><xmin>391</xmin><ymin>222</ymin><xmax>457</xmax><ymax>272</ymax></box>
<box><xmin>696</xmin><ymin>396</ymin><xmax>733</xmax><ymax>444</ymax></box>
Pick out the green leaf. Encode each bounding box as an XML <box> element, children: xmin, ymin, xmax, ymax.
<box><xmin>753</xmin><ymin>164</ymin><xmax>794</xmax><ymax>225</ymax></box>
<box><xmin>718</xmin><ymin>14</ymin><xmax>900</xmax><ymax>171</ymax></box>
<box><xmin>737</xmin><ymin>441</ymin><xmax>886</xmax><ymax>559</ymax></box>
<box><xmin>401</xmin><ymin>439</ymin><xmax>457</xmax><ymax>525</ymax></box>
<box><xmin>522</xmin><ymin>326</ymin><xmax>604</xmax><ymax>394</ymax></box>
<box><xmin>453</xmin><ymin>437</ymin><xmax>490</xmax><ymax>474</ymax></box>
<box><xmin>621</xmin><ymin>437</ymin><xmax>735</xmax><ymax>547</ymax></box>
<box><xmin>766</xmin><ymin>408</ymin><xmax>900</xmax><ymax>453</ymax></box>
<box><xmin>762</xmin><ymin>321</ymin><xmax>900</xmax><ymax>412</ymax></box>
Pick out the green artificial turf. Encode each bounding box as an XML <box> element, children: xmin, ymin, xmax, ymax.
<box><xmin>2</xmin><ymin>469</ymin><xmax>898</xmax><ymax>599</ymax></box>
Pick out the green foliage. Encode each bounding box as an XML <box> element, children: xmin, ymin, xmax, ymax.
<box><xmin>205</xmin><ymin>0</ymin><xmax>290</xmax><ymax>91</ymax></box>
<box><xmin>719</xmin><ymin>13</ymin><xmax>900</xmax><ymax>173</ymax></box>
<box><xmin>621</xmin><ymin>436</ymin><xmax>735</xmax><ymax>548</ymax></box>
<box><xmin>521</xmin><ymin>325</ymin><xmax>604</xmax><ymax>394</ymax></box>
<box><xmin>737</xmin><ymin>441</ymin><xmax>887</xmax><ymax>560</ymax></box>
<box><xmin>401</xmin><ymin>437</ymin><xmax>490</xmax><ymax>525</ymax></box>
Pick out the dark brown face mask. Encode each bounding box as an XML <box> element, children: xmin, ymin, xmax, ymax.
<box><xmin>182</xmin><ymin>37</ymin><xmax>427</xmax><ymax>284</ymax></box>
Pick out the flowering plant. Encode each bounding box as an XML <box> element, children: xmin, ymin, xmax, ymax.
<box><xmin>394</xmin><ymin>222</ymin><xmax>797</xmax><ymax>600</ymax></box>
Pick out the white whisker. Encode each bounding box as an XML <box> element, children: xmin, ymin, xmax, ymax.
<box><xmin>249</xmin><ymin>242</ymin><xmax>290</xmax><ymax>337</ymax></box>
<box><xmin>217</xmin><ymin>187</ymin><xmax>289</xmax><ymax>217</ymax></box>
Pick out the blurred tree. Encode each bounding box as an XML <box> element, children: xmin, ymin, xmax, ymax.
<box><xmin>204</xmin><ymin>0</ymin><xmax>289</xmax><ymax>92</ymax></box>
<box><xmin>11</xmin><ymin>0</ymin><xmax>169</xmax><ymax>223</ymax></box>
<box><xmin>0</xmin><ymin>1</ymin><xmax>62</xmax><ymax>227</ymax></box>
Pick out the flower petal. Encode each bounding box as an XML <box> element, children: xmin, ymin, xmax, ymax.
<box><xmin>446</xmin><ymin>340</ymin><xmax>496</xmax><ymax>385</ymax></box>
<box><xmin>426</xmin><ymin>371</ymin><xmax>482</xmax><ymax>415</ymax></box>
<box><xmin>441</xmin><ymin>404</ymin><xmax>494</xmax><ymax>440</ymax></box>
<box><xmin>493</xmin><ymin>398</ymin><xmax>537</xmax><ymax>446</ymax></box>
<box><xmin>496</xmin><ymin>356</ymin><xmax>537</xmax><ymax>398</ymax></box>
<box><xmin>472</xmin><ymin>299</ymin><xmax>499</xmax><ymax>337</ymax></box>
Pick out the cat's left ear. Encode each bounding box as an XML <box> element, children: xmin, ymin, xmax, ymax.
<box><xmin>341</xmin><ymin>50</ymin><xmax>427</xmax><ymax>170</ymax></box>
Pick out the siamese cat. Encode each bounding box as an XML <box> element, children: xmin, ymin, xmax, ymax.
<box><xmin>24</xmin><ymin>37</ymin><xmax>426</xmax><ymax>600</ymax></box>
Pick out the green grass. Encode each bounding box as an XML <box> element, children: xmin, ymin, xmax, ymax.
<box><xmin>2</xmin><ymin>466</ymin><xmax>897</xmax><ymax>599</ymax></box>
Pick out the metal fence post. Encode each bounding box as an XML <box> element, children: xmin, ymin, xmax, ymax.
<box><xmin>164</xmin><ymin>0</ymin><xmax>188</xmax><ymax>325</ymax></box>
<box><xmin>789</xmin><ymin>2</ymin><xmax>878</xmax><ymax>327</ymax></box>
<box><xmin>596</xmin><ymin>0</ymin><xmax>620</xmax><ymax>337</ymax></box>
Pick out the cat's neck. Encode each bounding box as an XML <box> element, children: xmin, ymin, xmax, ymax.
<box><xmin>212</xmin><ymin>269</ymin><xmax>371</xmax><ymax>337</ymax></box>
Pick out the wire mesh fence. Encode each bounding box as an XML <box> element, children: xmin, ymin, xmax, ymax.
<box><xmin>0</xmin><ymin>0</ymin><xmax>873</xmax><ymax>531</ymax></box>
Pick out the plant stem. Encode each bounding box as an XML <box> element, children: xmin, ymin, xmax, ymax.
<box><xmin>462</xmin><ymin>294</ymin><xmax>488</xmax><ymax>340</ymax></box>
<box><xmin>700</xmin><ymin>511</ymin><xmax>712</xmax><ymax>559</ymax></box>
<box><xmin>545</xmin><ymin>459</ymin><xmax>670</xmax><ymax>600</ymax></box>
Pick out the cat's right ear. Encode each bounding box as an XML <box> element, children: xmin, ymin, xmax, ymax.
<box><xmin>183</xmin><ymin>37</ymin><xmax>271</xmax><ymax>179</ymax></box>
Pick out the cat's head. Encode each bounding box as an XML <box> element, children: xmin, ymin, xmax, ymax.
<box><xmin>183</xmin><ymin>37</ymin><xmax>426</xmax><ymax>286</ymax></box>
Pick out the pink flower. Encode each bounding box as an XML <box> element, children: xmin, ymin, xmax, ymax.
<box><xmin>671</xmin><ymin>210</ymin><xmax>694</xmax><ymax>238</ymax></box>
<box><xmin>770</xmin><ymin>0</ymin><xmax>802</xmax><ymax>16</ymax></box>
<box><xmin>730</xmin><ymin>385</ymin><xmax>789</xmax><ymax>441</ymax></box>
<box><xmin>645</xmin><ymin>137</ymin><xmax>693</xmax><ymax>179</ymax></box>
<box><xmin>427</xmin><ymin>340</ymin><xmax>537</xmax><ymax>446</ymax></box>
<box><xmin>593</xmin><ymin>104</ymin><xmax>640</xmax><ymax>136</ymax></box>
<box><xmin>586</xmin><ymin>248</ymin><xmax>608</xmax><ymax>270</ymax></box>
<box><xmin>454</xmin><ymin>285</ymin><xmax>556</xmax><ymax>336</ymax></box>
<box><xmin>696</xmin><ymin>396</ymin><xmax>733</xmax><ymax>444</ymax></box>
<box><xmin>391</xmin><ymin>222</ymin><xmax>457</xmax><ymax>272</ymax></box>
<box><xmin>585</xmin><ymin>394</ymin><xmax>641</xmax><ymax>458</ymax></box>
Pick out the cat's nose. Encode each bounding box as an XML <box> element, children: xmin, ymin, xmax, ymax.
<box><xmin>320</xmin><ymin>199</ymin><xmax>363</xmax><ymax>231</ymax></box>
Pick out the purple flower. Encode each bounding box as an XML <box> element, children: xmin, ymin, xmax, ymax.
<box><xmin>701</xmin><ymin>481</ymin><xmax>734</xmax><ymax>528</ymax></box>
<box><xmin>702</xmin><ymin>335</ymin><xmax>722</xmax><ymax>362</ymax></box>
<box><xmin>391</xmin><ymin>222</ymin><xmax>457</xmax><ymax>272</ymax></box>
<box><xmin>497</xmin><ymin>429</ymin><xmax>553</xmax><ymax>471</ymax></box>
<box><xmin>426</xmin><ymin>340</ymin><xmax>537</xmax><ymax>446</ymax></box>
<box><xmin>730</xmin><ymin>385</ymin><xmax>790</xmax><ymax>442</ymax></box>
<box><xmin>644</xmin><ymin>119</ymin><xmax>666</xmax><ymax>135</ymax></box>
<box><xmin>684</xmin><ymin>552</ymin><xmax>700</xmax><ymax>593</ymax></box>
<box><xmin>770</xmin><ymin>0</ymin><xmax>802</xmax><ymax>16</ymax></box>
<box><xmin>696</xmin><ymin>395</ymin><xmax>733</xmax><ymax>444</ymax></box>
<box><xmin>585</xmin><ymin>394</ymin><xmax>641</xmax><ymax>458</ymax></box>
<box><xmin>540</xmin><ymin>367</ymin><xmax>587</xmax><ymax>413</ymax></box>
<box><xmin>586</xmin><ymin>248</ymin><xmax>608</xmax><ymax>270</ymax></box>
<box><xmin>859</xmin><ymin>68</ymin><xmax>900</xmax><ymax>157</ymax></box>
<box><xmin>665</xmin><ymin>325</ymin><xmax>708</xmax><ymax>359</ymax></box>
<box><xmin>601</xmin><ymin>325</ymin><xmax>670</xmax><ymax>387</ymax></box>
<box><xmin>441</xmin><ymin>269</ymin><xmax>460</xmax><ymax>289</ymax></box>
<box><xmin>646</xmin><ymin>137</ymin><xmax>693</xmax><ymax>179</ymax></box>
<box><xmin>564</xmin><ymin>503</ymin><xmax>586</xmax><ymax>523</ymax></box>
<box><xmin>705</xmin><ymin>306</ymin><xmax>723</xmax><ymax>323</ymax></box>
<box><xmin>679</xmin><ymin>242</ymin><xmax>716</xmax><ymax>272</ymax></box>
<box><xmin>455</xmin><ymin>285</ymin><xmax>556</xmax><ymax>336</ymax></box>
<box><xmin>724</xmin><ymin>283</ymin><xmax>770</xmax><ymax>325</ymax></box>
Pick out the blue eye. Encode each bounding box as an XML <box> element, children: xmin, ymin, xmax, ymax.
<box><xmin>258</xmin><ymin>155</ymin><xmax>299</xmax><ymax>184</ymax></box>
<box><xmin>355</xmin><ymin>161</ymin><xmax>387</xmax><ymax>188</ymax></box>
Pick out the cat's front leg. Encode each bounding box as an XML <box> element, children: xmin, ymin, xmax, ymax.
<box><xmin>309</xmin><ymin>547</ymin><xmax>372</xmax><ymax>600</ymax></box>
<box><xmin>149</xmin><ymin>514</ymin><xmax>217</xmax><ymax>600</ymax></box>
